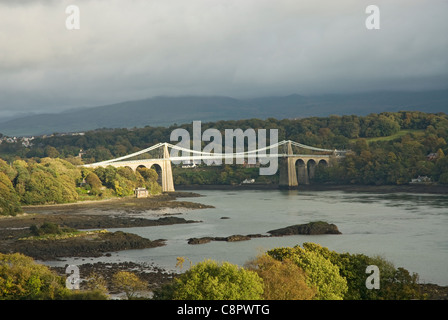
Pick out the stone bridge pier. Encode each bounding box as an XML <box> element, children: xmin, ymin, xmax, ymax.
<box><xmin>279</xmin><ymin>142</ymin><xmax>331</xmax><ymax>189</ymax></box>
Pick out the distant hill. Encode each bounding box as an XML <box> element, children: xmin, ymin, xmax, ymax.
<box><xmin>1</xmin><ymin>90</ymin><xmax>447</xmax><ymax>137</ymax></box>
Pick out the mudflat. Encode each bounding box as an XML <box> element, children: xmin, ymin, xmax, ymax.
<box><xmin>0</xmin><ymin>192</ymin><xmax>211</xmax><ymax>261</ymax></box>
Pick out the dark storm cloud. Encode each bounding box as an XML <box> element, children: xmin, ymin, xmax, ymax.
<box><xmin>0</xmin><ymin>0</ymin><xmax>447</xmax><ymax>117</ymax></box>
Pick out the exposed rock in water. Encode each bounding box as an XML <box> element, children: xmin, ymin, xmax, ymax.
<box><xmin>188</xmin><ymin>234</ymin><xmax>257</xmax><ymax>244</ymax></box>
<box><xmin>187</xmin><ymin>221</ymin><xmax>340</xmax><ymax>245</ymax></box>
<box><xmin>5</xmin><ymin>231</ymin><xmax>165</xmax><ymax>261</ymax></box>
<box><xmin>188</xmin><ymin>237</ymin><xmax>214</xmax><ymax>245</ymax></box>
<box><xmin>268</xmin><ymin>221</ymin><xmax>342</xmax><ymax>236</ymax></box>
<box><xmin>222</xmin><ymin>234</ymin><xmax>252</xmax><ymax>242</ymax></box>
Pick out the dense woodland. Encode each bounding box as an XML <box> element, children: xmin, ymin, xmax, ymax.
<box><xmin>0</xmin><ymin>158</ymin><xmax>161</xmax><ymax>216</ymax></box>
<box><xmin>1</xmin><ymin>111</ymin><xmax>448</xmax><ymax>215</ymax></box>
<box><xmin>0</xmin><ymin>111</ymin><xmax>446</xmax><ymax>300</ymax></box>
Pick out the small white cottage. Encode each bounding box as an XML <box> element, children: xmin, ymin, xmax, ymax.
<box><xmin>134</xmin><ymin>188</ymin><xmax>149</xmax><ymax>198</ymax></box>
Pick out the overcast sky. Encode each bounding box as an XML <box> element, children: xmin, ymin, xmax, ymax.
<box><xmin>0</xmin><ymin>0</ymin><xmax>447</xmax><ymax>118</ymax></box>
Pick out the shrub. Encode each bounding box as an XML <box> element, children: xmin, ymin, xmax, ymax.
<box><xmin>85</xmin><ymin>172</ymin><xmax>103</xmax><ymax>195</ymax></box>
<box><xmin>0</xmin><ymin>253</ymin><xmax>68</xmax><ymax>300</ymax></box>
<box><xmin>154</xmin><ymin>259</ymin><xmax>263</xmax><ymax>300</ymax></box>
<box><xmin>29</xmin><ymin>222</ymin><xmax>78</xmax><ymax>238</ymax></box>
<box><xmin>0</xmin><ymin>172</ymin><xmax>22</xmax><ymax>216</ymax></box>
<box><xmin>112</xmin><ymin>271</ymin><xmax>147</xmax><ymax>300</ymax></box>
<box><xmin>245</xmin><ymin>254</ymin><xmax>316</xmax><ymax>300</ymax></box>
<box><xmin>300</xmin><ymin>242</ymin><xmax>422</xmax><ymax>300</ymax></box>
<box><xmin>21</xmin><ymin>163</ymin><xmax>79</xmax><ymax>205</ymax></box>
<box><xmin>268</xmin><ymin>245</ymin><xmax>348</xmax><ymax>300</ymax></box>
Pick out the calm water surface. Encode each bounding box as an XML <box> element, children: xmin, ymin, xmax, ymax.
<box><xmin>46</xmin><ymin>189</ymin><xmax>448</xmax><ymax>286</ymax></box>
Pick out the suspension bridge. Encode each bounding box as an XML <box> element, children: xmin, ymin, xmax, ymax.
<box><xmin>82</xmin><ymin>140</ymin><xmax>347</xmax><ymax>192</ymax></box>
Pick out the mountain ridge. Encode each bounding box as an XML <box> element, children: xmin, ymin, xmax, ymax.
<box><xmin>1</xmin><ymin>90</ymin><xmax>447</xmax><ymax>137</ymax></box>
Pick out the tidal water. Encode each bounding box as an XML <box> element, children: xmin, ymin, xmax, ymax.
<box><xmin>46</xmin><ymin>189</ymin><xmax>448</xmax><ymax>286</ymax></box>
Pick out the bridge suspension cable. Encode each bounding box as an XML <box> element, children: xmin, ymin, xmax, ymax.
<box><xmin>165</xmin><ymin>141</ymin><xmax>284</xmax><ymax>157</ymax></box>
<box><xmin>88</xmin><ymin>142</ymin><xmax>166</xmax><ymax>166</ymax></box>
<box><xmin>287</xmin><ymin>140</ymin><xmax>335</xmax><ymax>153</ymax></box>
<box><xmin>86</xmin><ymin>140</ymin><xmax>339</xmax><ymax>167</ymax></box>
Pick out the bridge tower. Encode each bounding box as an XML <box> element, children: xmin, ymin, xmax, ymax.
<box><xmin>160</xmin><ymin>143</ymin><xmax>175</xmax><ymax>192</ymax></box>
<box><xmin>279</xmin><ymin>141</ymin><xmax>299</xmax><ymax>189</ymax></box>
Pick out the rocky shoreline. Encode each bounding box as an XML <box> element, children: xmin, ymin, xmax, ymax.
<box><xmin>4</xmin><ymin>230</ymin><xmax>166</xmax><ymax>261</ymax></box>
<box><xmin>0</xmin><ymin>192</ymin><xmax>209</xmax><ymax>298</ymax></box>
<box><xmin>0</xmin><ymin>192</ymin><xmax>207</xmax><ymax>261</ymax></box>
<box><xmin>50</xmin><ymin>261</ymin><xmax>177</xmax><ymax>296</ymax></box>
<box><xmin>1</xmin><ymin>190</ymin><xmax>447</xmax><ymax>300</ymax></box>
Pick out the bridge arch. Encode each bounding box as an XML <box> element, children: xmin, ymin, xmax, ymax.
<box><xmin>148</xmin><ymin>163</ymin><xmax>163</xmax><ymax>186</ymax></box>
<box><xmin>82</xmin><ymin>140</ymin><xmax>342</xmax><ymax>191</ymax></box>
<box><xmin>307</xmin><ymin>159</ymin><xmax>317</xmax><ymax>180</ymax></box>
<box><xmin>295</xmin><ymin>159</ymin><xmax>308</xmax><ymax>185</ymax></box>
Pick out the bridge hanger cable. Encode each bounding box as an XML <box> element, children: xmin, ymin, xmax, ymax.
<box><xmin>164</xmin><ymin>141</ymin><xmax>284</xmax><ymax>157</ymax></box>
<box><xmin>287</xmin><ymin>140</ymin><xmax>335</xmax><ymax>152</ymax></box>
<box><xmin>88</xmin><ymin>142</ymin><xmax>166</xmax><ymax>165</ymax></box>
<box><xmin>87</xmin><ymin>140</ymin><xmax>339</xmax><ymax>166</ymax></box>
<box><xmin>165</xmin><ymin>139</ymin><xmax>333</xmax><ymax>156</ymax></box>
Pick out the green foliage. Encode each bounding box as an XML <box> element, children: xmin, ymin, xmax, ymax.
<box><xmin>137</xmin><ymin>167</ymin><xmax>162</xmax><ymax>194</ymax></box>
<box><xmin>173</xmin><ymin>165</ymin><xmax>277</xmax><ymax>186</ymax></box>
<box><xmin>85</xmin><ymin>171</ymin><xmax>103</xmax><ymax>195</ymax></box>
<box><xmin>0</xmin><ymin>253</ymin><xmax>69</xmax><ymax>300</ymax></box>
<box><xmin>0</xmin><ymin>158</ymin><xmax>17</xmax><ymax>181</ymax></box>
<box><xmin>300</xmin><ymin>242</ymin><xmax>423</xmax><ymax>300</ymax></box>
<box><xmin>0</xmin><ymin>253</ymin><xmax>109</xmax><ymax>300</ymax></box>
<box><xmin>2</xmin><ymin>111</ymin><xmax>448</xmax><ymax>187</ymax></box>
<box><xmin>44</xmin><ymin>146</ymin><xmax>59</xmax><ymax>158</ymax></box>
<box><xmin>0</xmin><ymin>172</ymin><xmax>22</xmax><ymax>216</ymax></box>
<box><xmin>12</xmin><ymin>160</ymin><xmax>30</xmax><ymax>197</ymax></box>
<box><xmin>93</xmin><ymin>165</ymin><xmax>162</xmax><ymax>197</ymax></box>
<box><xmin>5</xmin><ymin>158</ymin><xmax>81</xmax><ymax>205</ymax></box>
<box><xmin>112</xmin><ymin>271</ymin><xmax>147</xmax><ymax>300</ymax></box>
<box><xmin>314</xmin><ymin>125</ymin><xmax>448</xmax><ymax>185</ymax></box>
<box><xmin>28</xmin><ymin>222</ymin><xmax>77</xmax><ymax>238</ymax></box>
<box><xmin>154</xmin><ymin>259</ymin><xmax>264</xmax><ymax>300</ymax></box>
<box><xmin>362</xmin><ymin>114</ymin><xmax>401</xmax><ymax>138</ymax></box>
<box><xmin>267</xmin><ymin>244</ymin><xmax>348</xmax><ymax>300</ymax></box>
<box><xmin>60</xmin><ymin>289</ymin><xmax>109</xmax><ymax>300</ymax></box>
<box><xmin>245</xmin><ymin>254</ymin><xmax>316</xmax><ymax>300</ymax></box>
<box><xmin>0</xmin><ymin>157</ymin><xmax>163</xmax><ymax>206</ymax></box>
<box><xmin>433</xmin><ymin>157</ymin><xmax>448</xmax><ymax>184</ymax></box>
<box><xmin>21</xmin><ymin>167</ymin><xmax>78</xmax><ymax>205</ymax></box>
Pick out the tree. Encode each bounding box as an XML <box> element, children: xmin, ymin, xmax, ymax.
<box><xmin>433</xmin><ymin>157</ymin><xmax>448</xmax><ymax>184</ymax></box>
<box><xmin>267</xmin><ymin>244</ymin><xmax>348</xmax><ymax>300</ymax></box>
<box><xmin>0</xmin><ymin>253</ymin><xmax>68</xmax><ymax>299</ymax></box>
<box><xmin>135</xmin><ymin>167</ymin><xmax>162</xmax><ymax>194</ymax></box>
<box><xmin>0</xmin><ymin>158</ymin><xmax>17</xmax><ymax>181</ymax></box>
<box><xmin>84</xmin><ymin>272</ymin><xmax>109</xmax><ymax>297</ymax></box>
<box><xmin>44</xmin><ymin>146</ymin><xmax>60</xmax><ymax>158</ymax></box>
<box><xmin>12</xmin><ymin>160</ymin><xmax>30</xmax><ymax>197</ymax></box>
<box><xmin>0</xmin><ymin>172</ymin><xmax>22</xmax><ymax>216</ymax></box>
<box><xmin>300</xmin><ymin>242</ymin><xmax>422</xmax><ymax>300</ymax></box>
<box><xmin>245</xmin><ymin>254</ymin><xmax>316</xmax><ymax>300</ymax></box>
<box><xmin>21</xmin><ymin>166</ymin><xmax>78</xmax><ymax>205</ymax></box>
<box><xmin>137</xmin><ymin>167</ymin><xmax>158</xmax><ymax>184</ymax></box>
<box><xmin>112</xmin><ymin>271</ymin><xmax>147</xmax><ymax>300</ymax></box>
<box><xmin>85</xmin><ymin>172</ymin><xmax>103</xmax><ymax>195</ymax></box>
<box><xmin>154</xmin><ymin>259</ymin><xmax>263</xmax><ymax>300</ymax></box>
